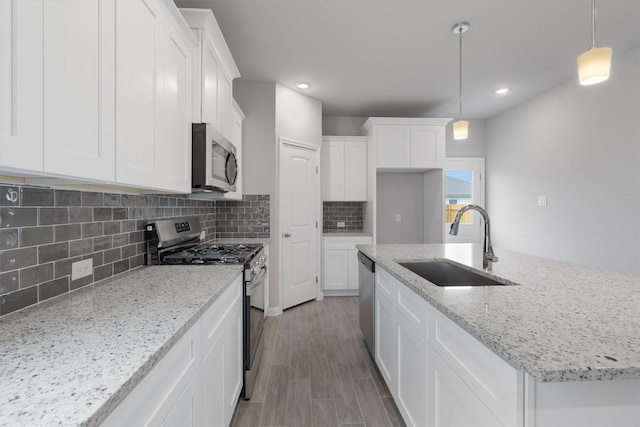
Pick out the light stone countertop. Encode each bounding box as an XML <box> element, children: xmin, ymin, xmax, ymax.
<box><xmin>357</xmin><ymin>243</ymin><xmax>640</xmax><ymax>383</ymax></box>
<box><xmin>323</xmin><ymin>230</ymin><xmax>373</xmax><ymax>237</ymax></box>
<box><xmin>210</xmin><ymin>237</ymin><xmax>271</xmax><ymax>246</ymax></box>
<box><xmin>0</xmin><ymin>264</ymin><xmax>243</xmax><ymax>427</ymax></box>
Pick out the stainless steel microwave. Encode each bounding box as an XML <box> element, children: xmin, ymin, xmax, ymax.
<box><xmin>192</xmin><ymin>123</ymin><xmax>238</xmax><ymax>192</ymax></box>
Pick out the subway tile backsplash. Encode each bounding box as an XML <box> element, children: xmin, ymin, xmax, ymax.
<box><xmin>0</xmin><ymin>185</ymin><xmax>270</xmax><ymax>317</ymax></box>
<box><xmin>323</xmin><ymin>201</ymin><xmax>365</xmax><ymax>231</ymax></box>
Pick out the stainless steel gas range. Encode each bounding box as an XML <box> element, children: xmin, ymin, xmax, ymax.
<box><xmin>146</xmin><ymin>216</ymin><xmax>266</xmax><ymax>400</ymax></box>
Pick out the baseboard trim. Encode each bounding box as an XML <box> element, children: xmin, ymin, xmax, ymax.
<box><xmin>323</xmin><ymin>289</ymin><xmax>359</xmax><ymax>297</ymax></box>
<box><xmin>266</xmin><ymin>307</ymin><xmax>283</xmax><ymax>316</ymax></box>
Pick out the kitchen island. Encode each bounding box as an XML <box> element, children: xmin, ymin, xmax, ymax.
<box><xmin>0</xmin><ymin>264</ymin><xmax>243</xmax><ymax>427</ymax></box>
<box><xmin>358</xmin><ymin>243</ymin><xmax>640</xmax><ymax>426</ymax></box>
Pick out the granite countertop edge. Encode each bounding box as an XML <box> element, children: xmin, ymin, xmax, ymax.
<box><xmin>356</xmin><ymin>244</ymin><xmax>640</xmax><ymax>383</ymax></box>
<box><xmin>86</xmin><ymin>267</ymin><xmax>242</xmax><ymax>427</ymax></box>
<box><xmin>0</xmin><ymin>264</ymin><xmax>244</xmax><ymax>427</ymax></box>
<box><xmin>322</xmin><ymin>230</ymin><xmax>373</xmax><ymax>237</ymax></box>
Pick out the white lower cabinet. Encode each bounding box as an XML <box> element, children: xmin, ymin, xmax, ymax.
<box><xmin>374</xmin><ymin>266</ymin><xmax>523</xmax><ymax>427</ymax></box>
<box><xmin>163</xmin><ymin>367</ymin><xmax>203</xmax><ymax>427</ymax></box>
<box><xmin>396</xmin><ymin>312</ymin><xmax>429</xmax><ymax>427</ymax></box>
<box><xmin>322</xmin><ymin>236</ymin><xmax>372</xmax><ymax>294</ymax></box>
<box><xmin>428</xmin><ymin>347</ymin><xmax>502</xmax><ymax>427</ymax></box>
<box><xmin>374</xmin><ymin>268</ymin><xmax>396</xmax><ymax>392</ymax></box>
<box><xmin>102</xmin><ymin>274</ymin><xmax>243</xmax><ymax>427</ymax></box>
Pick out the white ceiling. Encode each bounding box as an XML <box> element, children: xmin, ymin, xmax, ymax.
<box><xmin>174</xmin><ymin>0</ymin><xmax>640</xmax><ymax>120</ymax></box>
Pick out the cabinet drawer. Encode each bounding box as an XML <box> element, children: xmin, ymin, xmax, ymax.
<box><xmin>375</xmin><ymin>267</ymin><xmax>397</xmax><ymax>302</ymax></box>
<box><xmin>428</xmin><ymin>305</ymin><xmax>523</xmax><ymax>426</ymax></box>
<box><xmin>102</xmin><ymin>319</ymin><xmax>202</xmax><ymax>427</ymax></box>
<box><xmin>202</xmin><ymin>274</ymin><xmax>243</xmax><ymax>356</ymax></box>
<box><xmin>396</xmin><ymin>283</ymin><xmax>429</xmax><ymax>341</ymax></box>
<box><xmin>323</xmin><ymin>236</ymin><xmax>372</xmax><ymax>250</ymax></box>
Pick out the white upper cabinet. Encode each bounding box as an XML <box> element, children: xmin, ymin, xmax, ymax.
<box><xmin>321</xmin><ymin>137</ymin><xmax>367</xmax><ymax>201</ymax></box>
<box><xmin>114</xmin><ymin>0</ymin><xmax>159</xmax><ymax>188</ymax></box>
<box><xmin>116</xmin><ymin>0</ymin><xmax>196</xmax><ymax>193</ymax></box>
<box><xmin>156</xmin><ymin>12</ymin><xmax>193</xmax><ymax>192</ymax></box>
<box><xmin>0</xmin><ymin>0</ymin><xmax>43</xmax><ymax>172</ymax></box>
<box><xmin>1</xmin><ymin>0</ymin><xmax>196</xmax><ymax>193</ymax></box>
<box><xmin>362</xmin><ymin>118</ymin><xmax>451</xmax><ymax>171</ymax></box>
<box><xmin>180</xmin><ymin>8</ymin><xmax>240</xmax><ymax>142</ymax></box>
<box><xmin>43</xmin><ymin>0</ymin><xmax>115</xmax><ymax>181</ymax></box>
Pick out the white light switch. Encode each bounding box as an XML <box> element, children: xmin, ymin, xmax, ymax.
<box><xmin>538</xmin><ymin>196</ymin><xmax>548</xmax><ymax>207</ymax></box>
<box><xmin>395</xmin><ymin>214</ymin><xmax>401</xmax><ymax>222</ymax></box>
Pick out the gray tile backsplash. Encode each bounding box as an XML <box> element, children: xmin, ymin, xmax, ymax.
<box><xmin>323</xmin><ymin>201</ymin><xmax>365</xmax><ymax>231</ymax></box>
<box><xmin>0</xmin><ymin>185</ymin><xmax>270</xmax><ymax>317</ymax></box>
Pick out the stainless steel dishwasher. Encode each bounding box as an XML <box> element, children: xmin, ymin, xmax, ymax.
<box><xmin>358</xmin><ymin>252</ymin><xmax>375</xmax><ymax>356</ymax></box>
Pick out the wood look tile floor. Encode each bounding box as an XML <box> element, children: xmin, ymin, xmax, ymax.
<box><xmin>232</xmin><ymin>297</ymin><xmax>406</xmax><ymax>427</ymax></box>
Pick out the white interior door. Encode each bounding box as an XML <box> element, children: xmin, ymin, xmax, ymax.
<box><xmin>281</xmin><ymin>141</ymin><xmax>319</xmax><ymax>310</ymax></box>
<box><xmin>444</xmin><ymin>158</ymin><xmax>485</xmax><ymax>243</ymax></box>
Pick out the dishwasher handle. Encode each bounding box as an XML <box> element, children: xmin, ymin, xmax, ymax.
<box><xmin>357</xmin><ymin>252</ymin><xmax>375</xmax><ymax>273</ymax></box>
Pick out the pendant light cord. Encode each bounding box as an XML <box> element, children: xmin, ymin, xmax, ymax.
<box><xmin>458</xmin><ymin>27</ymin><xmax>463</xmax><ymax>121</ymax></box>
<box><xmin>591</xmin><ymin>0</ymin><xmax>597</xmax><ymax>47</ymax></box>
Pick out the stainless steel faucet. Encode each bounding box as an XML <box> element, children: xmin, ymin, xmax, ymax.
<box><xmin>449</xmin><ymin>205</ymin><xmax>499</xmax><ymax>271</ymax></box>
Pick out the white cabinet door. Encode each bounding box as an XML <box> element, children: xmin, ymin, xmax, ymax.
<box><xmin>347</xmin><ymin>249</ymin><xmax>360</xmax><ymax>290</ymax></box>
<box><xmin>428</xmin><ymin>346</ymin><xmax>502</xmax><ymax>427</ymax></box>
<box><xmin>410</xmin><ymin>126</ymin><xmax>444</xmax><ymax>169</ymax></box>
<box><xmin>115</xmin><ymin>0</ymin><xmax>161</xmax><ymax>188</ymax></box>
<box><xmin>156</xmin><ymin>15</ymin><xmax>192</xmax><ymax>192</ymax></box>
<box><xmin>375</xmin><ymin>288</ymin><xmax>396</xmax><ymax>394</ymax></box>
<box><xmin>200</xmin><ymin>34</ymin><xmax>220</xmax><ymax>127</ymax></box>
<box><xmin>42</xmin><ymin>0</ymin><xmax>115</xmax><ymax>181</ymax></box>
<box><xmin>323</xmin><ymin>249</ymin><xmax>348</xmax><ymax>291</ymax></box>
<box><xmin>217</xmin><ymin>71</ymin><xmax>231</xmax><ymax>140</ymax></box>
<box><xmin>344</xmin><ymin>141</ymin><xmax>367</xmax><ymax>201</ymax></box>
<box><xmin>396</xmin><ymin>313</ymin><xmax>428</xmax><ymax>427</ymax></box>
<box><xmin>223</xmin><ymin>299</ymin><xmax>244</xmax><ymax>427</ymax></box>
<box><xmin>0</xmin><ymin>0</ymin><xmax>43</xmax><ymax>171</ymax></box>
<box><xmin>377</xmin><ymin>125</ymin><xmax>410</xmax><ymax>169</ymax></box>
<box><xmin>115</xmin><ymin>0</ymin><xmax>192</xmax><ymax>192</ymax></box>
<box><xmin>202</xmin><ymin>324</ymin><xmax>225</xmax><ymax>427</ymax></box>
<box><xmin>162</xmin><ymin>367</ymin><xmax>203</xmax><ymax>427</ymax></box>
<box><xmin>321</xmin><ymin>141</ymin><xmax>345</xmax><ymax>201</ymax></box>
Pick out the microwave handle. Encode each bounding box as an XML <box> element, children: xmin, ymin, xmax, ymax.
<box><xmin>226</xmin><ymin>152</ymin><xmax>238</xmax><ymax>185</ymax></box>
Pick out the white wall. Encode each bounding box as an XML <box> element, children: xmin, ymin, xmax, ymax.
<box><xmin>233</xmin><ymin>82</ymin><xmax>276</xmax><ymax>195</ymax></box>
<box><xmin>485</xmin><ymin>48</ymin><xmax>640</xmax><ymax>275</ymax></box>
<box><xmin>445</xmin><ymin>119</ymin><xmax>486</xmax><ymax>158</ymax></box>
<box><xmin>376</xmin><ymin>173</ymin><xmax>425</xmax><ymax>244</ymax></box>
<box><xmin>322</xmin><ymin>116</ymin><xmax>367</xmax><ymax>136</ymax></box>
<box><xmin>237</xmin><ymin>83</ymin><xmax>322</xmax><ymax>310</ymax></box>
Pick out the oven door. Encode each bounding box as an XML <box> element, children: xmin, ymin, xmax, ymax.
<box><xmin>245</xmin><ymin>264</ymin><xmax>267</xmax><ymax>370</ymax></box>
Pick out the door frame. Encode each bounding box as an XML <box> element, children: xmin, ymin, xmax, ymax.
<box><xmin>443</xmin><ymin>157</ymin><xmax>486</xmax><ymax>243</ymax></box>
<box><xmin>277</xmin><ymin>137</ymin><xmax>322</xmax><ymax>313</ymax></box>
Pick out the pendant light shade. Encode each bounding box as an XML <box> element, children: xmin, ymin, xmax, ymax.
<box><xmin>452</xmin><ymin>22</ymin><xmax>470</xmax><ymax>140</ymax></box>
<box><xmin>453</xmin><ymin>120</ymin><xmax>469</xmax><ymax>140</ymax></box>
<box><xmin>578</xmin><ymin>46</ymin><xmax>612</xmax><ymax>85</ymax></box>
<box><xmin>578</xmin><ymin>0</ymin><xmax>612</xmax><ymax>86</ymax></box>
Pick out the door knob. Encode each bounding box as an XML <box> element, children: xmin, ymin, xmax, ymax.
<box><xmin>283</xmin><ymin>232</ymin><xmax>291</xmax><ymax>238</ymax></box>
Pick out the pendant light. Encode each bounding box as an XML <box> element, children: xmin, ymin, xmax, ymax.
<box><xmin>452</xmin><ymin>22</ymin><xmax>470</xmax><ymax>140</ymax></box>
<box><xmin>578</xmin><ymin>0</ymin><xmax>612</xmax><ymax>86</ymax></box>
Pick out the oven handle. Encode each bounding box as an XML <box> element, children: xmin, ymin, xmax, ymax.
<box><xmin>247</xmin><ymin>265</ymin><xmax>267</xmax><ymax>296</ymax></box>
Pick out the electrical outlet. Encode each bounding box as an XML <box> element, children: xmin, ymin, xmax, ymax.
<box><xmin>538</xmin><ymin>196</ymin><xmax>548</xmax><ymax>207</ymax></box>
<box><xmin>395</xmin><ymin>214</ymin><xmax>402</xmax><ymax>222</ymax></box>
<box><xmin>337</xmin><ymin>221</ymin><xmax>345</xmax><ymax>228</ymax></box>
<box><xmin>72</xmin><ymin>259</ymin><xmax>93</xmax><ymax>281</ymax></box>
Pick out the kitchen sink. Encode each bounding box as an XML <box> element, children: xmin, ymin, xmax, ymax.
<box><xmin>398</xmin><ymin>260</ymin><xmax>514</xmax><ymax>287</ymax></box>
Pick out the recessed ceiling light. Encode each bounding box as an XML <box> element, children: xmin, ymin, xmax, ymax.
<box><xmin>493</xmin><ymin>87</ymin><xmax>511</xmax><ymax>95</ymax></box>
<box><xmin>296</xmin><ymin>82</ymin><xmax>310</xmax><ymax>89</ymax></box>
